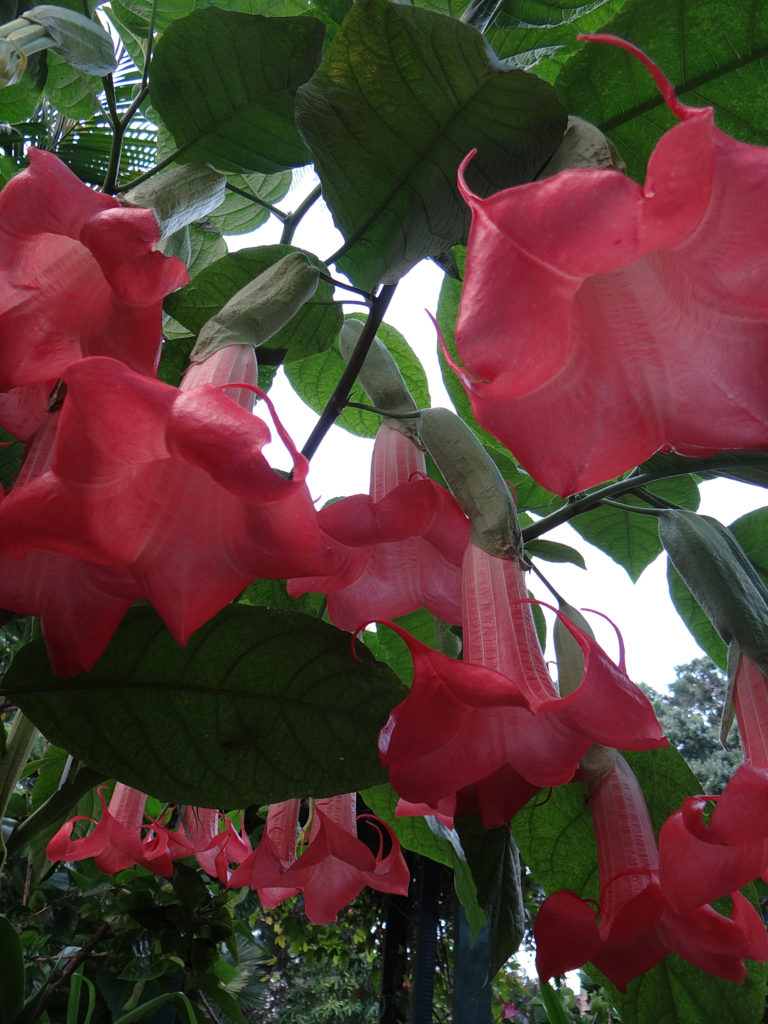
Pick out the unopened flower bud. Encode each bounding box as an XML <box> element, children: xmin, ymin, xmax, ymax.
<box><xmin>121</xmin><ymin>163</ymin><xmax>226</xmax><ymax>240</ymax></box>
<box><xmin>419</xmin><ymin>407</ymin><xmax>520</xmax><ymax>558</ymax></box>
<box><xmin>339</xmin><ymin>318</ymin><xmax>418</xmax><ymax>436</ymax></box>
<box><xmin>0</xmin><ymin>5</ymin><xmax>116</xmax><ymax>86</ymax></box>
<box><xmin>190</xmin><ymin>251</ymin><xmax>319</xmax><ymax>361</ymax></box>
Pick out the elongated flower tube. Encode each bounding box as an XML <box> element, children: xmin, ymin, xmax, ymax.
<box><xmin>450</xmin><ymin>35</ymin><xmax>768</xmax><ymax>496</ymax></box>
<box><xmin>535</xmin><ymin>751</ymin><xmax>768</xmax><ymax>992</ymax></box>
<box><xmin>0</xmin><ymin>347</ymin><xmax>340</xmax><ymax>645</ymax></box>
<box><xmin>659</xmin><ymin>650</ymin><xmax>768</xmax><ymax>911</ymax></box>
<box><xmin>0</xmin><ymin>150</ymin><xmax>187</xmax><ymax>396</ymax></box>
<box><xmin>230</xmin><ymin>795</ymin><xmax>410</xmax><ymax>924</ymax></box>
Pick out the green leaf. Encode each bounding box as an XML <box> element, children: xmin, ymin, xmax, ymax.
<box><xmin>555</xmin><ymin>0</ymin><xmax>768</xmax><ymax>181</ymax></box>
<box><xmin>455</xmin><ymin>816</ymin><xmax>524</xmax><ymax>976</ymax></box>
<box><xmin>150</xmin><ymin>8</ymin><xmax>325</xmax><ymax>172</ymax></box>
<box><xmin>0</xmin><ymin>915</ymin><xmax>24</xmax><ymax>1024</ymax></box>
<box><xmin>296</xmin><ymin>0</ymin><xmax>567</xmax><ymax>289</ymax></box>
<box><xmin>4</xmin><ymin>605</ymin><xmax>406</xmax><ymax>807</ymax></box>
<box><xmin>525</xmin><ymin>539</ymin><xmax>586</xmax><ymax>570</ymax></box>
<box><xmin>571</xmin><ymin>476</ymin><xmax>700</xmax><ymax>581</ymax></box>
<box><xmin>205</xmin><ymin>171</ymin><xmax>292</xmax><ymax>235</ymax></box>
<box><xmin>44</xmin><ymin>51</ymin><xmax>104</xmax><ymax>120</ymax></box>
<box><xmin>284</xmin><ymin>318</ymin><xmax>430</xmax><ymax>438</ymax></box>
<box><xmin>163</xmin><ymin>245</ymin><xmax>342</xmax><ymax>363</ymax></box>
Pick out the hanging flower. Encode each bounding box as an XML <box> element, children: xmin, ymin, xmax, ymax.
<box><xmin>230</xmin><ymin>794</ymin><xmax>410</xmax><ymax>924</ymax></box>
<box><xmin>449</xmin><ymin>35</ymin><xmax>768</xmax><ymax>496</ymax></box>
<box><xmin>289</xmin><ymin>422</ymin><xmax>470</xmax><ymax>629</ymax></box>
<box><xmin>378</xmin><ymin>545</ymin><xmax>666</xmax><ymax>828</ymax></box>
<box><xmin>0</xmin><ymin>411</ymin><xmax>139</xmax><ymax>676</ymax></box>
<box><xmin>46</xmin><ymin>784</ymin><xmax>197</xmax><ymax>877</ymax></box>
<box><xmin>535</xmin><ymin>751</ymin><xmax>768</xmax><ymax>992</ymax></box>
<box><xmin>659</xmin><ymin>651</ymin><xmax>768</xmax><ymax>911</ymax></box>
<box><xmin>0</xmin><ymin>347</ymin><xmax>340</xmax><ymax>644</ymax></box>
<box><xmin>0</xmin><ymin>149</ymin><xmax>187</xmax><ymax>395</ymax></box>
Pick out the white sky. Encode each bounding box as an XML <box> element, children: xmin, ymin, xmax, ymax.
<box><xmin>228</xmin><ymin>176</ymin><xmax>767</xmax><ymax>693</ymax></box>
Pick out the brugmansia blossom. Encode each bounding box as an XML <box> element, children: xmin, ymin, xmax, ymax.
<box><xmin>229</xmin><ymin>794</ymin><xmax>410</xmax><ymax>924</ymax></box>
<box><xmin>378</xmin><ymin>545</ymin><xmax>666</xmax><ymax>827</ymax></box>
<box><xmin>535</xmin><ymin>751</ymin><xmax>768</xmax><ymax>991</ymax></box>
<box><xmin>450</xmin><ymin>35</ymin><xmax>768</xmax><ymax>496</ymax></box>
<box><xmin>0</xmin><ymin>149</ymin><xmax>187</xmax><ymax>395</ymax></box>
<box><xmin>289</xmin><ymin>422</ymin><xmax>470</xmax><ymax>629</ymax></box>
<box><xmin>659</xmin><ymin>652</ymin><xmax>768</xmax><ymax>911</ymax></box>
<box><xmin>0</xmin><ymin>413</ymin><xmax>139</xmax><ymax>676</ymax></box>
<box><xmin>0</xmin><ymin>347</ymin><xmax>339</xmax><ymax>646</ymax></box>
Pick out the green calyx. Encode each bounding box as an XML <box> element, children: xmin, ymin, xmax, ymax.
<box><xmin>419</xmin><ymin>407</ymin><xmax>520</xmax><ymax>558</ymax></box>
<box><xmin>339</xmin><ymin>318</ymin><xmax>419</xmax><ymax>436</ymax></box>
<box><xmin>191</xmin><ymin>252</ymin><xmax>319</xmax><ymax>361</ymax></box>
<box><xmin>658</xmin><ymin>509</ymin><xmax>768</xmax><ymax>677</ymax></box>
<box><xmin>122</xmin><ymin>164</ymin><xmax>226</xmax><ymax>240</ymax></box>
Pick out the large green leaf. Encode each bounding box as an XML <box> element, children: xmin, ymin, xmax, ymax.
<box><xmin>150</xmin><ymin>8</ymin><xmax>325</xmax><ymax>173</ymax></box>
<box><xmin>206</xmin><ymin>170</ymin><xmax>292</xmax><ymax>235</ymax></box>
<box><xmin>163</xmin><ymin>245</ymin><xmax>342</xmax><ymax>363</ymax></box>
<box><xmin>555</xmin><ymin>0</ymin><xmax>768</xmax><ymax>180</ymax></box>
<box><xmin>284</xmin><ymin>318</ymin><xmax>430</xmax><ymax>438</ymax></box>
<box><xmin>4</xmin><ymin>605</ymin><xmax>406</xmax><ymax>807</ymax></box>
<box><xmin>514</xmin><ymin>747</ymin><xmax>767</xmax><ymax>1023</ymax></box>
<box><xmin>667</xmin><ymin>561</ymin><xmax>729</xmax><ymax>671</ymax></box>
<box><xmin>456</xmin><ymin>816</ymin><xmax>525</xmax><ymax>976</ymax></box>
<box><xmin>296</xmin><ymin>0</ymin><xmax>567</xmax><ymax>290</ymax></box>
<box><xmin>571</xmin><ymin>476</ymin><xmax>700</xmax><ymax>581</ymax></box>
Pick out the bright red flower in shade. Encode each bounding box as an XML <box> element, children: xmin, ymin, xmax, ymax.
<box><xmin>0</xmin><ymin>347</ymin><xmax>340</xmax><ymax>644</ymax></box>
<box><xmin>535</xmin><ymin>751</ymin><xmax>768</xmax><ymax>992</ymax></box>
<box><xmin>230</xmin><ymin>795</ymin><xmax>410</xmax><ymax>924</ymax></box>
<box><xmin>0</xmin><ymin>411</ymin><xmax>139</xmax><ymax>676</ymax></box>
<box><xmin>449</xmin><ymin>35</ymin><xmax>768</xmax><ymax>497</ymax></box>
<box><xmin>0</xmin><ymin>149</ymin><xmax>187</xmax><ymax>391</ymax></box>
<box><xmin>288</xmin><ymin>422</ymin><xmax>470</xmax><ymax>629</ymax></box>
<box><xmin>379</xmin><ymin>544</ymin><xmax>666</xmax><ymax>828</ymax></box>
<box><xmin>659</xmin><ymin>652</ymin><xmax>768</xmax><ymax>911</ymax></box>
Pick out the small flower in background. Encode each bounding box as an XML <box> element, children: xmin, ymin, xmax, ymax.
<box><xmin>450</xmin><ymin>35</ymin><xmax>768</xmax><ymax>496</ymax></box>
<box><xmin>0</xmin><ymin>149</ymin><xmax>187</xmax><ymax>399</ymax></box>
<box><xmin>289</xmin><ymin>421</ymin><xmax>470</xmax><ymax>629</ymax></box>
<box><xmin>535</xmin><ymin>749</ymin><xmax>768</xmax><ymax>992</ymax></box>
<box><xmin>502</xmin><ymin>1003</ymin><xmax>518</xmax><ymax>1019</ymax></box>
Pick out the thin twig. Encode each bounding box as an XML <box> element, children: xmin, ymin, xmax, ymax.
<box><xmin>281</xmin><ymin>183</ymin><xmax>322</xmax><ymax>244</ymax></box>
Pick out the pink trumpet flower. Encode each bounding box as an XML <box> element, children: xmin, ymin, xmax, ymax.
<box><xmin>0</xmin><ymin>347</ymin><xmax>339</xmax><ymax>645</ymax></box>
<box><xmin>289</xmin><ymin>422</ymin><xmax>470</xmax><ymax>628</ymax></box>
<box><xmin>0</xmin><ymin>412</ymin><xmax>139</xmax><ymax>676</ymax></box>
<box><xmin>378</xmin><ymin>544</ymin><xmax>665</xmax><ymax>828</ymax></box>
<box><xmin>230</xmin><ymin>794</ymin><xmax>410</xmax><ymax>924</ymax></box>
<box><xmin>450</xmin><ymin>35</ymin><xmax>768</xmax><ymax>496</ymax></box>
<box><xmin>535</xmin><ymin>751</ymin><xmax>768</xmax><ymax>992</ymax></box>
<box><xmin>659</xmin><ymin>652</ymin><xmax>768</xmax><ymax>911</ymax></box>
<box><xmin>46</xmin><ymin>784</ymin><xmax>199</xmax><ymax>877</ymax></box>
<box><xmin>0</xmin><ymin>149</ymin><xmax>187</xmax><ymax>395</ymax></box>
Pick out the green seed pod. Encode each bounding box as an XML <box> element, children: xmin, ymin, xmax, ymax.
<box><xmin>339</xmin><ymin>318</ymin><xmax>418</xmax><ymax>436</ymax></box>
<box><xmin>122</xmin><ymin>164</ymin><xmax>226</xmax><ymax>240</ymax></box>
<box><xmin>191</xmin><ymin>252</ymin><xmax>320</xmax><ymax>362</ymax></box>
<box><xmin>658</xmin><ymin>509</ymin><xmax>768</xmax><ymax>676</ymax></box>
<box><xmin>419</xmin><ymin>407</ymin><xmax>521</xmax><ymax>559</ymax></box>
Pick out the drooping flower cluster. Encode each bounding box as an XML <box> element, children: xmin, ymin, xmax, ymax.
<box><xmin>47</xmin><ymin>786</ymin><xmax>410</xmax><ymax>924</ymax></box>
